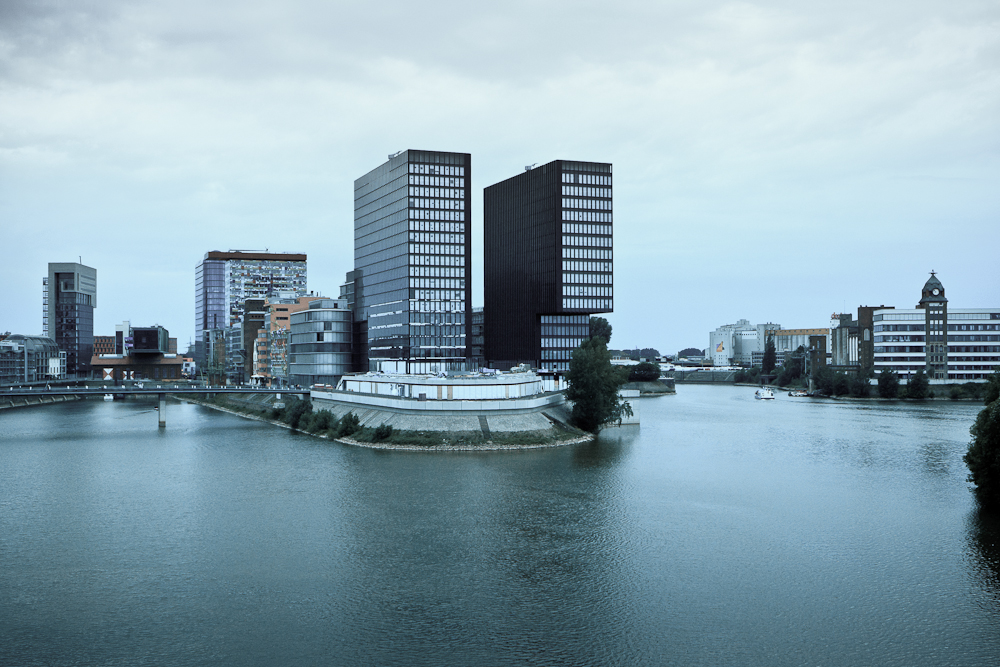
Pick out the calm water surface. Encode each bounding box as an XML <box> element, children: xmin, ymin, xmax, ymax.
<box><xmin>1</xmin><ymin>387</ymin><xmax>998</xmax><ymax>666</ymax></box>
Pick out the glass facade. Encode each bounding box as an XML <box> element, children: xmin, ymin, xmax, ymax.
<box><xmin>354</xmin><ymin>150</ymin><xmax>471</xmax><ymax>374</ymax></box>
<box><xmin>539</xmin><ymin>314</ymin><xmax>590</xmax><ymax>369</ymax></box>
<box><xmin>289</xmin><ymin>299</ymin><xmax>353</xmax><ymax>386</ymax></box>
<box><xmin>484</xmin><ymin>160</ymin><xmax>613</xmax><ymax>370</ymax></box>
<box><xmin>46</xmin><ymin>263</ymin><xmax>96</xmax><ymax>377</ymax></box>
<box><xmin>194</xmin><ymin>251</ymin><xmax>307</xmax><ymax>380</ymax></box>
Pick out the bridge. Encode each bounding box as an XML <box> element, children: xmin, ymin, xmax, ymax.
<box><xmin>2</xmin><ymin>385</ymin><xmax>310</xmax><ymax>427</ymax></box>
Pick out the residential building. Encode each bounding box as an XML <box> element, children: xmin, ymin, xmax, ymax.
<box><xmin>0</xmin><ymin>334</ymin><xmax>65</xmax><ymax>384</ymax></box>
<box><xmin>289</xmin><ymin>298</ymin><xmax>352</xmax><ymax>386</ymax></box>
<box><xmin>254</xmin><ymin>293</ymin><xmax>319</xmax><ymax>387</ymax></box>
<box><xmin>45</xmin><ymin>262</ymin><xmax>97</xmax><ymax>377</ymax></box>
<box><xmin>484</xmin><ymin>159</ymin><xmax>613</xmax><ymax>371</ymax></box>
<box><xmin>353</xmin><ymin>150</ymin><xmax>471</xmax><ymax>374</ymax></box>
<box><xmin>872</xmin><ymin>273</ymin><xmax>1000</xmax><ymax>383</ymax></box>
<box><xmin>194</xmin><ymin>250</ymin><xmax>307</xmax><ymax>380</ymax></box>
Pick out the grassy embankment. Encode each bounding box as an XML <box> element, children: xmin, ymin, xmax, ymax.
<box><xmin>199</xmin><ymin>393</ymin><xmax>585</xmax><ymax>447</ymax></box>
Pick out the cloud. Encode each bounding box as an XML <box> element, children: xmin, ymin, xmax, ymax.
<box><xmin>1</xmin><ymin>0</ymin><xmax>998</xmax><ymax>351</ymax></box>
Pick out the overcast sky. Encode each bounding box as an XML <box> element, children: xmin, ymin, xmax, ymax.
<box><xmin>2</xmin><ymin>0</ymin><xmax>998</xmax><ymax>355</ymax></box>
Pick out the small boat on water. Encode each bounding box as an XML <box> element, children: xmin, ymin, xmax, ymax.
<box><xmin>788</xmin><ymin>390</ymin><xmax>809</xmax><ymax>397</ymax></box>
<box><xmin>103</xmin><ymin>394</ymin><xmax>114</xmax><ymax>401</ymax></box>
<box><xmin>755</xmin><ymin>388</ymin><xmax>775</xmax><ymax>400</ymax></box>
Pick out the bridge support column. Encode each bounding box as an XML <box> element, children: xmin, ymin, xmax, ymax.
<box><xmin>158</xmin><ymin>393</ymin><xmax>166</xmax><ymax>427</ymax></box>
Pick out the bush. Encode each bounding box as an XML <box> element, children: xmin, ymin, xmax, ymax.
<box><xmin>336</xmin><ymin>412</ymin><xmax>361</xmax><ymax>437</ymax></box>
<box><xmin>907</xmin><ymin>369</ymin><xmax>929</xmax><ymax>400</ymax></box>
<box><xmin>966</xmin><ymin>399</ymin><xmax>1000</xmax><ymax>512</ymax></box>
<box><xmin>284</xmin><ymin>397</ymin><xmax>313</xmax><ymax>430</ymax></box>
<box><xmin>373</xmin><ymin>424</ymin><xmax>393</xmax><ymax>441</ymax></box>
<box><xmin>849</xmin><ymin>371</ymin><xmax>872</xmax><ymax>398</ymax></box>
<box><xmin>878</xmin><ymin>370</ymin><xmax>899</xmax><ymax>398</ymax></box>
<box><xmin>628</xmin><ymin>362</ymin><xmax>661</xmax><ymax>382</ymax></box>
<box><xmin>951</xmin><ymin>386</ymin><xmax>963</xmax><ymax>400</ymax></box>
<box><xmin>307</xmin><ymin>409</ymin><xmax>334</xmax><ymax>433</ymax></box>
<box><xmin>986</xmin><ymin>369</ymin><xmax>1000</xmax><ymax>405</ymax></box>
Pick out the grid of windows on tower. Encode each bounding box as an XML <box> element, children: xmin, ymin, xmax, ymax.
<box><xmin>539</xmin><ymin>315</ymin><xmax>590</xmax><ymax>371</ymax></box>
<box><xmin>403</xmin><ymin>155</ymin><xmax>469</xmax><ymax>367</ymax></box>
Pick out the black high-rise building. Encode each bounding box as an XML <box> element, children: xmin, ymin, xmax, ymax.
<box><xmin>484</xmin><ymin>160</ymin><xmax>613</xmax><ymax>371</ymax></box>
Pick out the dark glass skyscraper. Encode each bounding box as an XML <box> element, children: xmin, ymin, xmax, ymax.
<box><xmin>484</xmin><ymin>160</ymin><xmax>613</xmax><ymax>371</ymax></box>
<box><xmin>353</xmin><ymin>150</ymin><xmax>471</xmax><ymax>374</ymax></box>
<box><xmin>45</xmin><ymin>262</ymin><xmax>97</xmax><ymax>377</ymax></box>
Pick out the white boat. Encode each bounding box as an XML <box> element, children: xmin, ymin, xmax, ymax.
<box><xmin>754</xmin><ymin>388</ymin><xmax>775</xmax><ymax>400</ymax></box>
<box><xmin>103</xmin><ymin>394</ymin><xmax>114</xmax><ymax>401</ymax></box>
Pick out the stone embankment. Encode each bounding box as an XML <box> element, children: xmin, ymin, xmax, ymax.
<box><xmin>0</xmin><ymin>394</ymin><xmax>80</xmax><ymax>410</ymax></box>
<box><xmin>179</xmin><ymin>392</ymin><xmax>592</xmax><ymax>450</ymax></box>
<box><xmin>623</xmin><ymin>379</ymin><xmax>676</xmax><ymax>395</ymax></box>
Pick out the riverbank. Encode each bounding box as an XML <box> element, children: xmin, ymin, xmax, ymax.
<box><xmin>0</xmin><ymin>394</ymin><xmax>81</xmax><ymax>410</ymax></box>
<box><xmin>178</xmin><ymin>393</ymin><xmax>593</xmax><ymax>450</ymax></box>
<box><xmin>734</xmin><ymin>382</ymin><xmax>987</xmax><ymax>401</ymax></box>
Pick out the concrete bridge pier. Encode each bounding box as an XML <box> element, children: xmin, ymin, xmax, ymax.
<box><xmin>158</xmin><ymin>393</ymin><xmax>166</xmax><ymax>427</ymax></box>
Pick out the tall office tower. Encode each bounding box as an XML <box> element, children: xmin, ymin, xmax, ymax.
<box><xmin>353</xmin><ymin>150</ymin><xmax>471</xmax><ymax>374</ymax></box>
<box><xmin>45</xmin><ymin>262</ymin><xmax>97</xmax><ymax>377</ymax></box>
<box><xmin>484</xmin><ymin>160</ymin><xmax>613</xmax><ymax>371</ymax></box>
<box><xmin>194</xmin><ymin>250</ymin><xmax>307</xmax><ymax>368</ymax></box>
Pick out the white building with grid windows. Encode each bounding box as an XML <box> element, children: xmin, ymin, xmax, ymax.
<box><xmin>872</xmin><ymin>274</ymin><xmax>1000</xmax><ymax>383</ymax></box>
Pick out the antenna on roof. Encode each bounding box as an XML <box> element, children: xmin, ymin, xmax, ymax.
<box><xmin>524</xmin><ymin>163</ymin><xmax>537</xmax><ymax>172</ymax></box>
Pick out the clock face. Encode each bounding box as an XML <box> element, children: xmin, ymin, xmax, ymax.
<box><xmin>932</xmin><ymin>288</ymin><xmax>940</xmax><ymax>295</ymax></box>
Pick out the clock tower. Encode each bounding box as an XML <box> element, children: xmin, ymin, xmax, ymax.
<box><xmin>917</xmin><ymin>272</ymin><xmax>948</xmax><ymax>381</ymax></box>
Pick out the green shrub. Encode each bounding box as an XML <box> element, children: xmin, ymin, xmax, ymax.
<box><xmin>284</xmin><ymin>397</ymin><xmax>313</xmax><ymax>430</ymax></box>
<box><xmin>966</xmin><ymin>399</ymin><xmax>1000</xmax><ymax>512</ymax></box>
<box><xmin>628</xmin><ymin>362</ymin><xmax>661</xmax><ymax>382</ymax></box>
<box><xmin>307</xmin><ymin>410</ymin><xmax>333</xmax><ymax>433</ymax></box>
<box><xmin>951</xmin><ymin>386</ymin><xmax>962</xmax><ymax>400</ymax></box>
<box><xmin>336</xmin><ymin>412</ymin><xmax>361</xmax><ymax>437</ymax></box>
<box><xmin>878</xmin><ymin>370</ymin><xmax>899</xmax><ymax>398</ymax></box>
<box><xmin>373</xmin><ymin>424</ymin><xmax>393</xmax><ymax>441</ymax></box>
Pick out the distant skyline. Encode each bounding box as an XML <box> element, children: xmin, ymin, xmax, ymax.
<box><xmin>2</xmin><ymin>1</ymin><xmax>998</xmax><ymax>355</ymax></box>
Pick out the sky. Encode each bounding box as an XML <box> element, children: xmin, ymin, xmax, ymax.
<box><xmin>2</xmin><ymin>0</ymin><xmax>998</xmax><ymax>356</ymax></box>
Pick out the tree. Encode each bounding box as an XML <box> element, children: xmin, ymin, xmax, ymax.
<box><xmin>878</xmin><ymin>369</ymin><xmax>899</xmax><ymax>398</ymax></box>
<box><xmin>849</xmin><ymin>370</ymin><xmax>872</xmax><ymax>398</ymax></box>
<box><xmin>761</xmin><ymin>334</ymin><xmax>777</xmax><ymax>375</ymax></box>
<box><xmin>965</xmin><ymin>399</ymin><xmax>1000</xmax><ymax>512</ymax></box>
<box><xmin>565</xmin><ymin>337</ymin><xmax>632</xmax><ymax>432</ymax></box>
<box><xmin>628</xmin><ymin>361</ymin><xmax>661</xmax><ymax>382</ymax></box>
<box><xmin>589</xmin><ymin>317</ymin><xmax>612</xmax><ymax>345</ymax></box>
<box><xmin>906</xmin><ymin>369</ymin><xmax>929</xmax><ymax>399</ymax></box>
<box><xmin>678</xmin><ymin>347</ymin><xmax>702</xmax><ymax>358</ymax></box>
<box><xmin>985</xmin><ymin>368</ymin><xmax>1000</xmax><ymax>405</ymax></box>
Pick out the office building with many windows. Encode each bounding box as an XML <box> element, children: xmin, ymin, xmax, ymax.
<box><xmin>484</xmin><ymin>160</ymin><xmax>613</xmax><ymax>371</ymax></box>
<box><xmin>872</xmin><ymin>273</ymin><xmax>1000</xmax><ymax>382</ymax></box>
<box><xmin>352</xmin><ymin>150</ymin><xmax>471</xmax><ymax>374</ymax></box>
<box><xmin>194</xmin><ymin>250</ymin><xmax>307</xmax><ymax>381</ymax></box>
<box><xmin>45</xmin><ymin>262</ymin><xmax>97</xmax><ymax>377</ymax></box>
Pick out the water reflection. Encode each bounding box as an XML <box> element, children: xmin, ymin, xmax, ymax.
<box><xmin>966</xmin><ymin>509</ymin><xmax>1000</xmax><ymax>598</ymax></box>
<box><xmin>3</xmin><ymin>390</ymin><xmax>1000</xmax><ymax>666</ymax></box>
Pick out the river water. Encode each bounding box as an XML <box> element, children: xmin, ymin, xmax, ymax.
<box><xmin>1</xmin><ymin>387</ymin><xmax>998</xmax><ymax>666</ymax></box>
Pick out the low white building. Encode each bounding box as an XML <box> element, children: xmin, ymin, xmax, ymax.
<box><xmin>872</xmin><ymin>274</ymin><xmax>1000</xmax><ymax>383</ymax></box>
